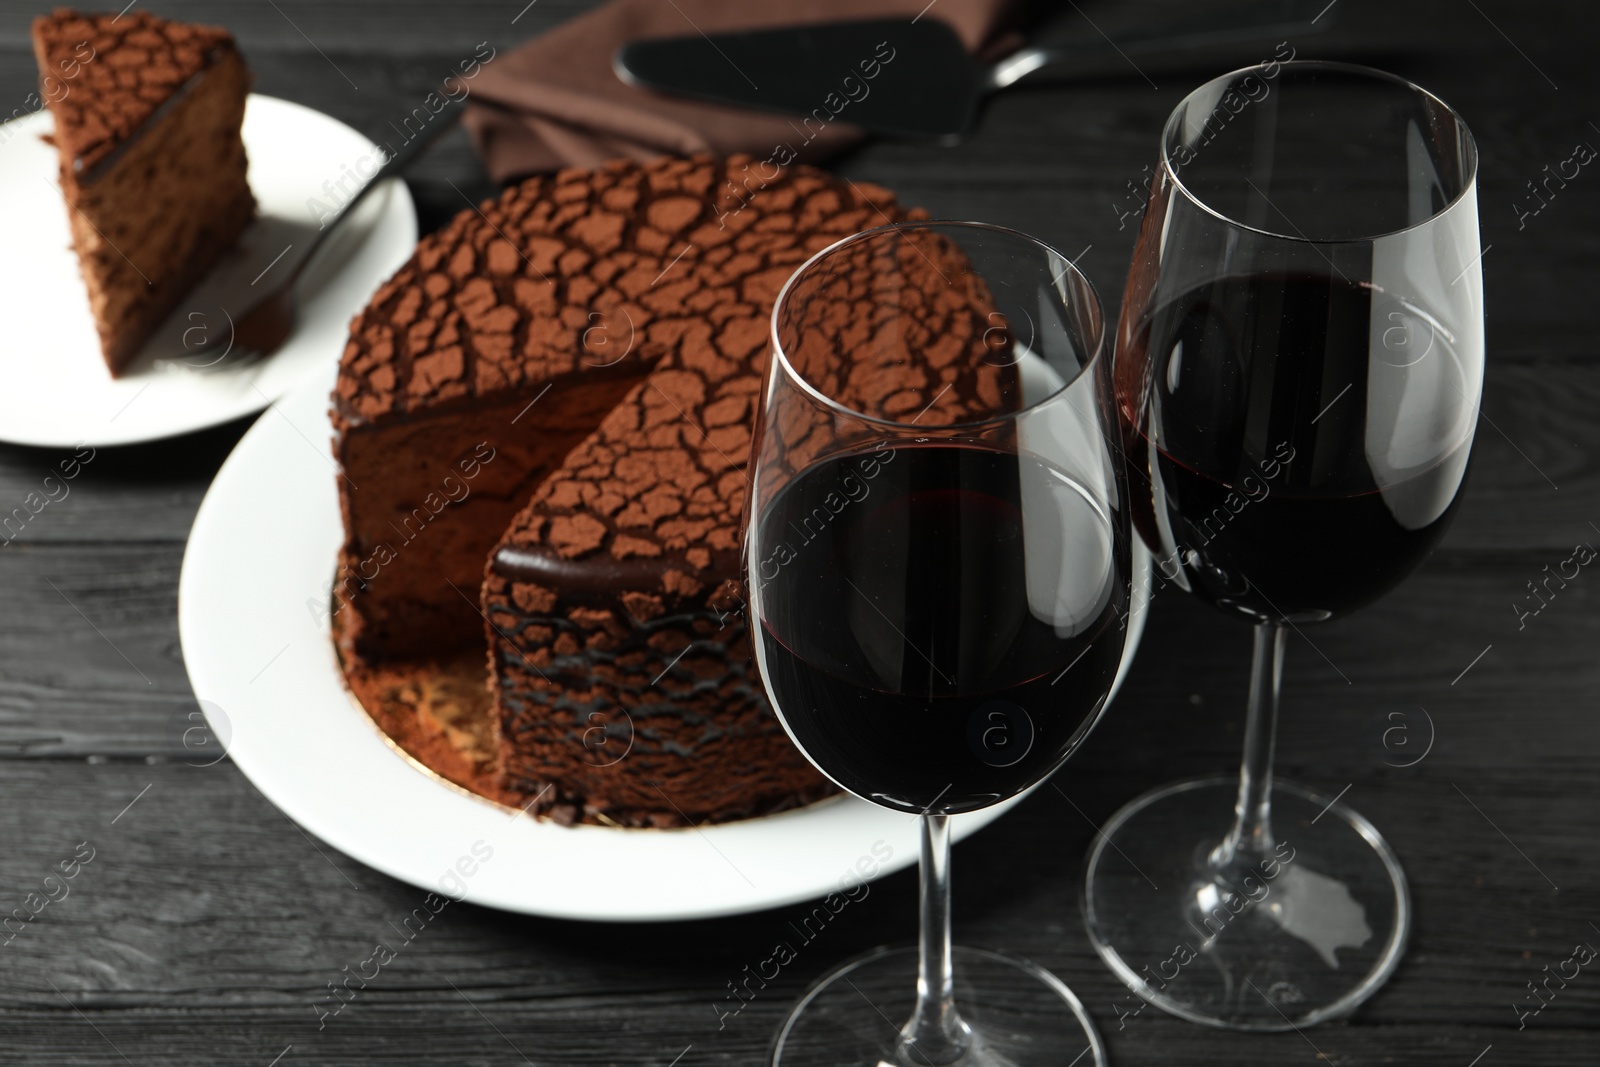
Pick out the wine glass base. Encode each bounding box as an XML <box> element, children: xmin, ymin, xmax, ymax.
<box><xmin>1082</xmin><ymin>776</ymin><xmax>1409</xmax><ymax>1031</ymax></box>
<box><xmin>770</xmin><ymin>945</ymin><xmax>1106</xmax><ymax>1067</ymax></box>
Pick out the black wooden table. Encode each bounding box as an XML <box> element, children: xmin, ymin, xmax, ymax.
<box><xmin>1</xmin><ymin>1</ymin><xmax>1595</xmax><ymax>1063</ymax></box>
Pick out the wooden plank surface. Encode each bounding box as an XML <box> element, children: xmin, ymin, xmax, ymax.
<box><xmin>0</xmin><ymin>0</ymin><xmax>1595</xmax><ymax>1064</ymax></box>
<box><xmin>0</xmin><ymin>760</ymin><xmax>1593</xmax><ymax>1055</ymax></box>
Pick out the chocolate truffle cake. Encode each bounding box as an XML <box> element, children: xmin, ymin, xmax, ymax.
<box><xmin>335</xmin><ymin>155</ymin><xmax>920</xmax><ymax>824</ymax></box>
<box><xmin>33</xmin><ymin>9</ymin><xmax>254</xmax><ymax>376</ymax></box>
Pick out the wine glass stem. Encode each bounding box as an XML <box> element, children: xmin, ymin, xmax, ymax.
<box><xmin>1212</xmin><ymin>621</ymin><xmax>1286</xmax><ymax>871</ymax></box>
<box><xmin>898</xmin><ymin>813</ymin><xmax>973</xmax><ymax>1067</ymax></box>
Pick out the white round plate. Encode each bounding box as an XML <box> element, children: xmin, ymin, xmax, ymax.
<box><xmin>0</xmin><ymin>94</ymin><xmax>415</xmax><ymax>447</ymax></box>
<box><xmin>179</xmin><ymin>365</ymin><xmax>1151</xmax><ymax>921</ymax></box>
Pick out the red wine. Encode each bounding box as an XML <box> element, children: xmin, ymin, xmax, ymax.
<box><xmin>750</xmin><ymin>443</ymin><xmax>1128</xmax><ymax>815</ymax></box>
<box><xmin>1120</xmin><ymin>272</ymin><xmax>1475</xmax><ymax>621</ymax></box>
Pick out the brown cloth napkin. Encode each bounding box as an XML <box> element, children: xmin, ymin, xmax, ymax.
<box><xmin>463</xmin><ymin>0</ymin><xmax>1018</xmax><ymax>182</ymax></box>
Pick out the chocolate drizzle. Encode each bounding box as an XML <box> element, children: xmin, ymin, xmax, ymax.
<box><xmin>493</xmin><ymin>543</ymin><xmax>707</xmax><ymax>603</ymax></box>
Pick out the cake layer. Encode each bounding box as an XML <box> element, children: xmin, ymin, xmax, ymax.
<box><xmin>34</xmin><ymin>10</ymin><xmax>255</xmax><ymax>376</ymax></box>
<box><xmin>335</xmin><ymin>372</ymin><xmax>650</xmax><ymax>661</ymax></box>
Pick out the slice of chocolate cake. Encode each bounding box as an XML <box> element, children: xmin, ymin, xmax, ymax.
<box><xmin>33</xmin><ymin>9</ymin><xmax>254</xmax><ymax>376</ymax></box>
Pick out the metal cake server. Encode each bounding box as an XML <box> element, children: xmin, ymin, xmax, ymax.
<box><xmin>615</xmin><ymin>0</ymin><xmax>1334</xmax><ymax>140</ymax></box>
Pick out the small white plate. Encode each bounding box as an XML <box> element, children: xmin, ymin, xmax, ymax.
<box><xmin>178</xmin><ymin>366</ymin><xmax>1151</xmax><ymax>921</ymax></box>
<box><xmin>0</xmin><ymin>94</ymin><xmax>415</xmax><ymax>448</ymax></box>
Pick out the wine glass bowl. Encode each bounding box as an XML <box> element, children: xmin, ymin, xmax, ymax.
<box><xmin>1087</xmin><ymin>61</ymin><xmax>1483</xmax><ymax>1031</ymax></box>
<box><xmin>754</xmin><ymin>223</ymin><xmax>1129</xmax><ymax>817</ymax></box>
<box><xmin>1119</xmin><ymin>61</ymin><xmax>1483</xmax><ymax>625</ymax></box>
<box><xmin>748</xmin><ymin>221</ymin><xmax>1132</xmax><ymax>1065</ymax></box>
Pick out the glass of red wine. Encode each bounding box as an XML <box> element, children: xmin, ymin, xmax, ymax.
<box><xmin>1085</xmin><ymin>62</ymin><xmax>1483</xmax><ymax>1029</ymax></box>
<box><xmin>749</xmin><ymin>221</ymin><xmax>1133</xmax><ymax>1066</ymax></box>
